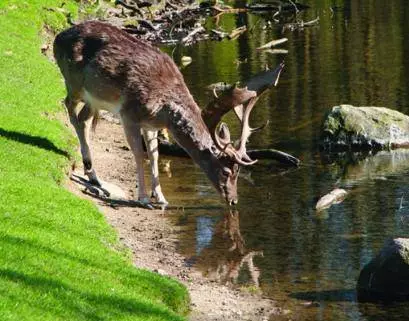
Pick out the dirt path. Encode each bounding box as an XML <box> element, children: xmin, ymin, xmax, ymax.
<box><xmin>66</xmin><ymin>115</ymin><xmax>285</xmax><ymax>321</ymax></box>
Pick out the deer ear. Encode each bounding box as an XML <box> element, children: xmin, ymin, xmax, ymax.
<box><xmin>218</xmin><ymin>122</ymin><xmax>231</xmax><ymax>142</ymax></box>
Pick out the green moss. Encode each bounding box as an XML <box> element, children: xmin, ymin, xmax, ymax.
<box><xmin>323</xmin><ymin>112</ymin><xmax>342</xmax><ymax>135</ymax></box>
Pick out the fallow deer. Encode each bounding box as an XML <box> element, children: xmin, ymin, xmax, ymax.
<box><xmin>53</xmin><ymin>20</ymin><xmax>283</xmax><ymax>207</ymax></box>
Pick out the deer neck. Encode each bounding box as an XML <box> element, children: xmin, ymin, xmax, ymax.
<box><xmin>165</xmin><ymin>100</ymin><xmax>219</xmax><ymax>169</ymax></box>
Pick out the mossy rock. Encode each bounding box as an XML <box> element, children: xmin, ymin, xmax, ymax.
<box><xmin>357</xmin><ymin>238</ymin><xmax>409</xmax><ymax>302</ymax></box>
<box><xmin>321</xmin><ymin>105</ymin><xmax>409</xmax><ymax>151</ymax></box>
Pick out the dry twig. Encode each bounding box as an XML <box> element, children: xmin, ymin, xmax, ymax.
<box><xmin>256</xmin><ymin>37</ymin><xmax>288</xmax><ymax>50</ymax></box>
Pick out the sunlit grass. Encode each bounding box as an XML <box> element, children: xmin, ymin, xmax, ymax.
<box><xmin>0</xmin><ymin>1</ymin><xmax>189</xmax><ymax>320</ymax></box>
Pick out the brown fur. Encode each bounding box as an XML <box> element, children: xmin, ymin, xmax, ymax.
<box><xmin>54</xmin><ymin>21</ymin><xmax>245</xmax><ymax>205</ymax></box>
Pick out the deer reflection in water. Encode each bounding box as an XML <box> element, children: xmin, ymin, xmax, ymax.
<box><xmin>195</xmin><ymin>209</ymin><xmax>263</xmax><ymax>287</ymax></box>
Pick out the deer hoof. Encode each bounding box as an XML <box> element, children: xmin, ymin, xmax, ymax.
<box><xmin>135</xmin><ymin>197</ymin><xmax>155</xmax><ymax>210</ymax></box>
<box><xmin>85</xmin><ymin>169</ymin><xmax>102</xmax><ymax>187</ymax></box>
<box><xmin>151</xmin><ymin>192</ymin><xmax>168</xmax><ymax>206</ymax></box>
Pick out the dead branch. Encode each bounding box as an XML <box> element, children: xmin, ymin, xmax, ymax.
<box><xmin>165</xmin><ymin>0</ymin><xmax>178</xmax><ymax>11</ymax></box>
<box><xmin>288</xmin><ymin>0</ymin><xmax>300</xmax><ymax>14</ymax></box>
<box><xmin>264</xmin><ymin>48</ymin><xmax>289</xmax><ymax>55</ymax></box>
<box><xmin>138</xmin><ymin>19</ymin><xmax>158</xmax><ymax>31</ymax></box>
<box><xmin>247</xmin><ymin>1</ymin><xmax>309</xmax><ymax>13</ymax></box>
<box><xmin>213</xmin><ymin>6</ymin><xmax>248</xmax><ymax>25</ymax></box>
<box><xmin>115</xmin><ymin>0</ymin><xmax>143</xmax><ymax>16</ymax></box>
<box><xmin>282</xmin><ymin>16</ymin><xmax>319</xmax><ymax>32</ymax></box>
<box><xmin>131</xmin><ymin>0</ymin><xmax>152</xmax><ymax>9</ymax></box>
<box><xmin>211</xmin><ymin>29</ymin><xmax>229</xmax><ymax>40</ymax></box>
<box><xmin>228</xmin><ymin>26</ymin><xmax>247</xmax><ymax>40</ymax></box>
<box><xmin>256</xmin><ymin>37</ymin><xmax>288</xmax><ymax>50</ymax></box>
<box><xmin>303</xmin><ymin>16</ymin><xmax>320</xmax><ymax>26</ymax></box>
<box><xmin>212</xmin><ymin>5</ymin><xmax>248</xmax><ymax>14</ymax></box>
<box><xmin>181</xmin><ymin>25</ymin><xmax>205</xmax><ymax>44</ymax></box>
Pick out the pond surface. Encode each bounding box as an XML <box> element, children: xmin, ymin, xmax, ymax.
<box><xmin>158</xmin><ymin>1</ymin><xmax>409</xmax><ymax>320</ymax></box>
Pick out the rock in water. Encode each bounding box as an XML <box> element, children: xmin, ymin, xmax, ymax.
<box><xmin>357</xmin><ymin>238</ymin><xmax>409</xmax><ymax>301</ymax></box>
<box><xmin>315</xmin><ymin>188</ymin><xmax>347</xmax><ymax>211</ymax></box>
<box><xmin>321</xmin><ymin>105</ymin><xmax>409</xmax><ymax>151</ymax></box>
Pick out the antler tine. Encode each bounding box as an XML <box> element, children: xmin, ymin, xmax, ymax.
<box><xmin>234</xmin><ymin>96</ymin><xmax>260</xmax><ymax>164</ymax></box>
<box><xmin>251</xmin><ymin>119</ymin><xmax>270</xmax><ymax>133</ymax></box>
<box><xmin>211</xmin><ymin>90</ymin><xmax>268</xmax><ymax>166</ymax></box>
<box><xmin>212</xmin><ymin>122</ymin><xmax>232</xmax><ymax>154</ymax></box>
<box><xmin>212</xmin><ymin>124</ymin><xmax>257</xmax><ymax>166</ymax></box>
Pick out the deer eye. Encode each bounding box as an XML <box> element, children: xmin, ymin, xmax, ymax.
<box><xmin>222</xmin><ymin>168</ymin><xmax>232</xmax><ymax>177</ymax></box>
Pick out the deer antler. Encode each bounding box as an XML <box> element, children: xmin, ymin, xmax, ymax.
<box><xmin>234</xmin><ymin>96</ymin><xmax>260</xmax><ymax>163</ymax></box>
<box><xmin>202</xmin><ymin>62</ymin><xmax>285</xmax><ymax>165</ymax></box>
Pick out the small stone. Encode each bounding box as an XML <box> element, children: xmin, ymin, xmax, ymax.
<box><xmin>153</xmin><ymin>269</ymin><xmax>168</xmax><ymax>276</ymax></box>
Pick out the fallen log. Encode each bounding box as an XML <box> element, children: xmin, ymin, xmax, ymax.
<box><xmin>246</xmin><ymin>149</ymin><xmax>300</xmax><ymax>166</ymax></box>
<box><xmin>156</xmin><ymin>140</ymin><xmax>300</xmax><ymax>167</ymax></box>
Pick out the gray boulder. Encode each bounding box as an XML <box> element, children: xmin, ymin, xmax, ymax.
<box><xmin>321</xmin><ymin>105</ymin><xmax>409</xmax><ymax>150</ymax></box>
<box><xmin>357</xmin><ymin>238</ymin><xmax>409</xmax><ymax>301</ymax></box>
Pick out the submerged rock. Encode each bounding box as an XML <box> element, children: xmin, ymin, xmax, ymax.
<box><xmin>357</xmin><ymin>238</ymin><xmax>409</xmax><ymax>301</ymax></box>
<box><xmin>321</xmin><ymin>105</ymin><xmax>409</xmax><ymax>151</ymax></box>
<box><xmin>315</xmin><ymin>188</ymin><xmax>347</xmax><ymax>211</ymax></box>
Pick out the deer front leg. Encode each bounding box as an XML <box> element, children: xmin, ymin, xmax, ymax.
<box><xmin>65</xmin><ymin>97</ymin><xmax>101</xmax><ymax>186</ymax></box>
<box><xmin>121</xmin><ymin>118</ymin><xmax>151</xmax><ymax>206</ymax></box>
<box><xmin>142</xmin><ymin>129</ymin><xmax>168</xmax><ymax>205</ymax></box>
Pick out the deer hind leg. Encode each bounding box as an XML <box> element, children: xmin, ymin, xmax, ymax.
<box><xmin>64</xmin><ymin>95</ymin><xmax>101</xmax><ymax>186</ymax></box>
<box><xmin>142</xmin><ymin>129</ymin><xmax>168</xmax><ymax>205</ymax></box>
<box><xmin>121</xmin><ymin>118</ymin><xmax>150</xmax><ymax>205</ymax></box>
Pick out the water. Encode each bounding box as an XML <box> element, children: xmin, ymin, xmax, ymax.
<box><xmin>157</xmin><ymin>1</ymin><xmax>409</xmax><ymax>320</ymax></box>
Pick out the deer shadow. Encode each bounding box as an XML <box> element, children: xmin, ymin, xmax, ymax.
<box><xmin>0</xmin><ymin>127</ymin><xmax>69</xmax><ymax>158</ymax></box>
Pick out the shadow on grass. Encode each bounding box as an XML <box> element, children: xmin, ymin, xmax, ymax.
<box><xmin>1</xmin><ymin>234</ymin><xmax>106</xmax><ymax>272</ymax></box>
<box><xmin>0</xmin><ymin>233</ymin><xmax>188</xmax><ymax>318</ymax></box>
<box><xmin>0</xmin><ymin>267</ymin><xmax>184</xmax><ymax>321</ymax></box>
<box><xmin>0</xmin><ymin>127</ymin><xmax>69</xmax><ymax>158</ymax></box>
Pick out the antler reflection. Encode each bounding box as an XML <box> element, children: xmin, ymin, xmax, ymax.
<box><xmin>197</xmin><ymin>209</ymin><xmax>263</xmax><ymax>287</ymax></box>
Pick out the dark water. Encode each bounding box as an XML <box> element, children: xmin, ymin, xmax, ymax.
<box><xmin>158</xmin><ymin>1</ymin><xmax>409</xmax><ymax>320</ymax></box>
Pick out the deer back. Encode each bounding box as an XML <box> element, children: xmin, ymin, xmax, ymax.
<box><xmin>53</xmin><ymin>21</ymin><xmax>201</xmax><ymax>127</ymax></box>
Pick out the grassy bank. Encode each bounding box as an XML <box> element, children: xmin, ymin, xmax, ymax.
<box><xmin>0</xmin><ymin>1</ymin><xmax>189</xmax><ymax>320</ymax></box>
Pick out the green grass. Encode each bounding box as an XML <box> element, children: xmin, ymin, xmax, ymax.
<box><xmin>0</xmin><ymin>1</ymin><xmax>189</xmax><ymax>320</ymax></box>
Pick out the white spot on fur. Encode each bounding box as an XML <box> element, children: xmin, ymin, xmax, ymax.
<box><xmin>84</xmin><ymin>90</ymin><xmax>122</xmax><ymax>114</ymax></box>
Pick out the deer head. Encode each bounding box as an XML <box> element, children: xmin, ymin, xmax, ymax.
<box><xmin>201</xmin><ymin>63</ymin><xmax>285</xmax><ymax>205</ymax></box>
